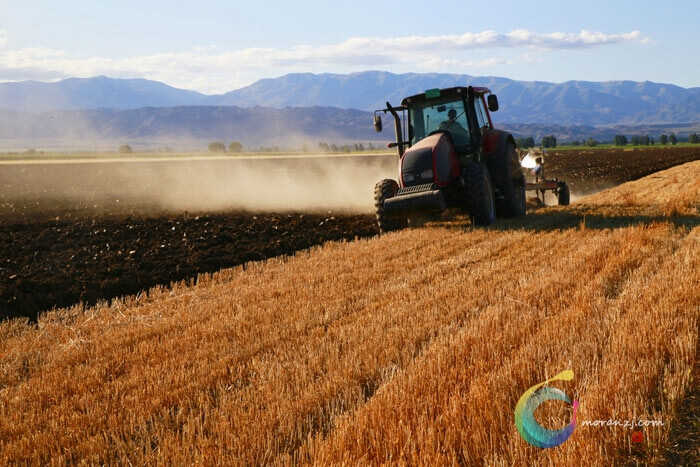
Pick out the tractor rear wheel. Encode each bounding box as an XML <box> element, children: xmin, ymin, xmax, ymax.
<box><xmin>558</xmin><ymin>183</ymin><xmax>570</xmax><ymax>206</ymax></box>
<box><xmin>463</xmin><ymin>163</ymin><xmax>495</xmax><ymax>226</ymax></box>
<box><xmin>488</xmin><ymin>141</ymin><xmax>526</xmax><ymax>217</ymax></box>
<box><xmin>374</xmin><ymin>179</ymin><xmax>408</xmax><ymax>233</ymax></box>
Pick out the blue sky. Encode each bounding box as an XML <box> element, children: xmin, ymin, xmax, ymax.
<box><xmin>0</xmin><ymin>0</ymin><xmax>696</xmax><ymax>93</ymax></box>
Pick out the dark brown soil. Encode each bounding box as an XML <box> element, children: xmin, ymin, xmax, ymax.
<box><xmin>1</xmin><ymin>210</ymin><xmax>377</xmax><ymax>321</ymax></box>
<box><xmin>545</xmin><ymin>146</ymin><xmax>700</xmax><ymax>194</ymax></box>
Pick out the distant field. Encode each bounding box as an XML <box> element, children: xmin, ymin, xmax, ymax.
<box><xmin>0</xmin><ymin>150</ymin><xmax>394</xmax><ymax>163</ymax></box>
<box><xmin>552</xmin><ymin>143</ymin><xmax>700</xmax><ymax>150</ymax></box>
<box><xmin>1</xmin><ymin>161</ymin><xmax>698</xmax><ymax>464</ymax></box>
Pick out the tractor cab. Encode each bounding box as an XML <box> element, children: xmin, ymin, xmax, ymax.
<box><xmin>406</xmin><ymin>90</ymin><xmax>473</xmax><ymax>150</ymax></box>
<box><xmin>374</xmin><ymin>86</ymin><xmax>499</xmax><ymax>163</ymax></box>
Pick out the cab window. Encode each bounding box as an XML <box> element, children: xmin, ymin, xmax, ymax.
<box><xmin>409</xmin><ymin>99</ymin><xmax>471</xmax><ymax>148</ymax></box>
<box><xmin>475</xmin><ymin>97</ymin><xmax>489</xmax><ymax>128</ymax></box>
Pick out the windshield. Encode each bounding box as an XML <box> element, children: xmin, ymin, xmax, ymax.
<box><xmin>409</xmin><ymin>98</ymin><xmax>471</xmax><ymax>148</ymax></box>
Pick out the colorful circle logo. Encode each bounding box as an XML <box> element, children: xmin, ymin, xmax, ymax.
<box><xmin>514</xmin><ymin>369</ymin><xmax>578</xmax><ymax>448</ymax></box>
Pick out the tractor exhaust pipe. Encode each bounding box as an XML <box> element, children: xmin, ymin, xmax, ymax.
<box><xmin>386</xmin><ymin>101</ymin><xmax>406</xmax><ymax>157</ymax></box>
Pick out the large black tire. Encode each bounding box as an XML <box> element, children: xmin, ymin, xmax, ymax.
<box><xmin>462</xmin><ymin>163</ymin><xmax>495</xmax><ymax>226</ymax></box>
<box><xmin>558</xmin><ymin>183</ymin><xmax>570</xmax><ymax>206</ymax></box>
<box><xmin>374</xmin><ymin>179</ymin><xmax>408</xmax><ymax>233</ymax></box>
<box><xmin>487</xmin><ymin>140</ymin><xmax>526</xmax><ymax>217</ymax></box>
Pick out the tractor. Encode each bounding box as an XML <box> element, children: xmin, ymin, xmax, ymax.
<box><xmin>372</xmin><ymin>85</ymin><xmax>525</xmax><ymax>233</ymax></box>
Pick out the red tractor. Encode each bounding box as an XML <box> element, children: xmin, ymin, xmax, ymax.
<box><xmin>373</xmin><ymin>86</ymin><xmax>525</xmax><ymax>232</ymax></box>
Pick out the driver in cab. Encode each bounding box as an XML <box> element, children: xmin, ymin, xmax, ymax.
<box><xmin>438</xmin><ymin>108</ymin><xmax>470</xmax><ymax>146</ymax></box>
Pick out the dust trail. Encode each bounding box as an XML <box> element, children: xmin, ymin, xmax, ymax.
<box><xmin>0</xmin><ymin>154</ymin><xmax>398</xmax><ymax>217</ymax></box>
<box><xmin>133</xmin><ymin>155</ymin><xmax>397</xmax><ymax>213</ymax></box>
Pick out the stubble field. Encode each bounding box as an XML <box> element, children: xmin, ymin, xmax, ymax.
<box><xmin>0</xmin><ymin>149</ymin><xmax>699</xmax><ymax>464</ymax></box>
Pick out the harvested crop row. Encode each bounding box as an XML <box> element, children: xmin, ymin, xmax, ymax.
<box><xmin>1</xmin><ymin>162</ymin><xmax>699</xmax><ymax>465</ymax></box>
<box><xmin>303</xmin><ymin>222</ymin><xmax>693</xmax><ymax>465</ymax></box>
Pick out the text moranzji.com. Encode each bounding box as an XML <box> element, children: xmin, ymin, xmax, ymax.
<box><xmin>580</xmin><ymin>419</ymin><xmax>664</xmax><ymax>429</ymax></box>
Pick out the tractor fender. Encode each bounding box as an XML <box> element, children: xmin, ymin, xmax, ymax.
<box><xmin>482</xmin><ymin>128</ymin><xmax>507</xmax><ymax>156</ymax></box>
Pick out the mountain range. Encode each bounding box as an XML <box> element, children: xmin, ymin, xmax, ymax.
<box><xmin>1</xmin><ymin>71</ymin><xmax>700</xmax><ymax>149</ymax></box>
<box><xmin>3</xmin><ymin>72</ymin><xmax>700</xmax><ymax>125</ymax></box>
<box><xmin>0</xmin><ymin>106</ymin><xmax>378</xmax><ymax>149</ymax></box>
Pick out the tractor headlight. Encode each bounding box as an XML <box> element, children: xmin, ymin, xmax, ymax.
<box><xmin>421</xmin><ymin>169</ymin><xmax>433</xmax><ymax>180</ymax></box>
<box><xmin>403</xmin><ymin>173</ymin><xmax>415</xmax><ymax>183</ymax></box>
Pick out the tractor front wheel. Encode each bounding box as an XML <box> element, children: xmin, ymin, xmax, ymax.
<box><xmin>374</xmin><ymin>179</ymin><xmax>408</xmax><ymax>233</ymax></box>
<box><xmin>463</xmin><ymin>163</ymin><xmax>496</xmax><ymax>226</ymax></box>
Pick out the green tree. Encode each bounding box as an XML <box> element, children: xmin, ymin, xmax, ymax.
<box><xmin>228</xmin><ymin>141</ymin><xmax>243</xmax><ymax>152</ymax></box>
<box><xmin>631</xmin><ymin>135</ymin><xmax>650</xmax><ymax>146</ymax></box>
<box><xmin>515</xmin><ymin>137</ymin><xmax>535</xmax><ymax>149</ymax></box>
<box><xmin>614</xmin><ymin>135</ymin><xmax>627</xmax><ymax>146</ymax></box>
<box><xmin>541</xmin><ymin>135</ymin><xmax>557</xmax><ymax>148</ymax></box>
<box><xmin>669</xmin><ymin>133</ymin><xmax>677</xmax><ymax>145</ymax></box>
<box><xmin>659</xmin><ymin>134</ymin><xmax>668</xmax><ymax>145</ymax></box>
<box><xmin>118</xmin><ymin>144</ymin><xmax>133</xmax><ymax>154</ymax></box>
<box><xmin>208</xmin><ymin>142</ymin><xmax>226</xmax><ymax>153</ymax></box>
<box><xmin>585</xmin><ymin>137</ymin><xmax>598</xmax><ymax>147</ymax></box>
<box><xmin>689</xmin><ymin>133</ymin><xmax>700</xmax><ymax>144</ymax></box>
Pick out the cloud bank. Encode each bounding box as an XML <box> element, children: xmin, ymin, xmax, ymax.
<box><xmin>0</xmin><ymin>29</ymin><xmax>649</xmax><ymax>93</ymax></box>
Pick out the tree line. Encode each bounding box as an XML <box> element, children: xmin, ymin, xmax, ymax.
<box><xmin>514</xmin><ymin>132</ymin><xmax>700</xmax><ymax>148</ymax></box>
<box><xmin>615</xmin><ymin>134</ymin><xmax>680</xmax><ymax>146</ymax></box>
<box><xmin>116</xmin><ymin>132</ymin><xmax>700</xmax><ymax>154</ymax></box>
<box><xmin>206</xmin><ymin>141</ymin><xmax>381</xmax><ymax>153</ymax></box>
<box><xmin>515</xmin><ymin>135</ymin><xmax>558</xmax><ymax>149</ymax></box>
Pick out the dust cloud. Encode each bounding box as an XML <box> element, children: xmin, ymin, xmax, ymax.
<box><xmin>0</xmin><ymin>155</ymin><xmax>398</xmax><ymax>217</ymax></box>
<box><xmin>133</xmin><ymin>155</ymin><xmax>397</xmax><ymax>213</ymax></box>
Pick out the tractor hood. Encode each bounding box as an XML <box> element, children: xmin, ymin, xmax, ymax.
<box><xmin>400</xmin><ymin>132</ymin><xmax>460</xmax><ymax>188</ymax></box>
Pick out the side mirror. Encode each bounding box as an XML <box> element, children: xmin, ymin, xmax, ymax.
<box><xmin>487</xmin><ymin>94</ymin><xmax>499</xmax><ymax>112</ymax></box>
<box><xmin>373</xmin><ymin>114</ymin><xmax>383</xmax><ymax>132</ymax></box>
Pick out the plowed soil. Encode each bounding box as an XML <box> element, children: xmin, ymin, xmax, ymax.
<box><xmin>3</xmin><ymin>146</ymin><xmax>700</xmax><ymax>321</ymax></box>
<box><xmin>545</xmin><ymin>145</ymin><xmax>700</xmax><ymax>194</ymax></box>
<box><xmin>1</xmin><ymin>211</ymin><xmax>377</xmax><ymax>321</ymax></box>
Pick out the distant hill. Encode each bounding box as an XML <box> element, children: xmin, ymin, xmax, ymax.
<box><xmin>2</xmin><ymin>105</ymin><xmax>699</xmax><ymax>151</ymax></box>
<box><xmin>0</xmin><ymin>76</ymin><xmax>208</xmax><ymax>112</ymax></box>
<box><xmin>0</xmin><ymin>106</ymin><xmax>381</xmax><ymax>150</ymax></box>
<box><xmin>2</xmin><ymin>72</ymin><xmax>700</xmax><ymax>126</ymax></box>
<box><xmin>2</xmin><ymin>72</ymin><xmax>700</xmax><ymax>150</ymax></box>
<box><xmin>212</xmin><ymin>71</ymin><xmax>700</xmax><ymax>125</ymax></box>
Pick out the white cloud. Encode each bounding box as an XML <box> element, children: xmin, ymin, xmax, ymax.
<box><xmin>0</xmin><ymin>29</ymin><xmax>650</xmax><ymax>93</ymax></box>
<box><xmin>0</xmin><ymin>30</ymin><xmax>8</xmax><ymax>47</ymax></box>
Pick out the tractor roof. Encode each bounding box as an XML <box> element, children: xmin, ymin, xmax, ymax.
<box><xmin>400</xmin><ymin>86</ymin><xmax>492</xmax><ymax>107</ymax></box>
